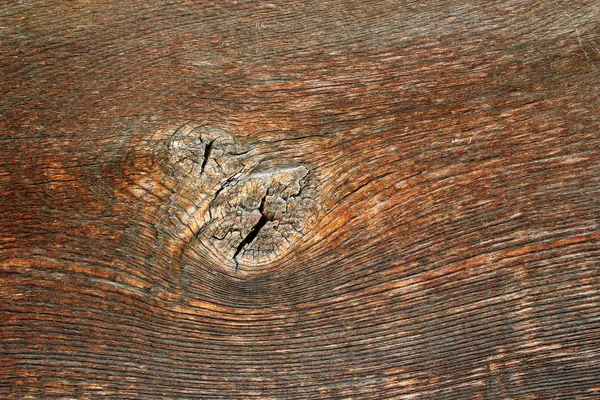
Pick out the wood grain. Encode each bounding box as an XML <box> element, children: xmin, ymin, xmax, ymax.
<box><xmin>1</xmin><ymin>0</ymin><xmax>599</xmax><ymax>398</ymax></box>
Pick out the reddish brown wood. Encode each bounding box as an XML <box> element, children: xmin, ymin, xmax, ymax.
<box><xmin>1</xmin><ymin>1</ymin><xmax>600</xmax><ymax>398</ymax></box>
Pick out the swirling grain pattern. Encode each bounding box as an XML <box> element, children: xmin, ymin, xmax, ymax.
<box><xmin>1</xmin><ymin>0</ymin><xmax>599</xmax><ymax>398</ymax></box>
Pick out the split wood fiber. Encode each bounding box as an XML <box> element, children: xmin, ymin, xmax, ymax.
<box><xmin>1</xmin><ymin>1</ymin><xmax>599</xmax><ymax>399</ymax></box>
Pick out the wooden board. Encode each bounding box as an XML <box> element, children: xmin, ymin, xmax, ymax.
<box><xmin>1</xmin><ymin>1</ymin><xmax>600</xmax><ymax>398</ymax></box>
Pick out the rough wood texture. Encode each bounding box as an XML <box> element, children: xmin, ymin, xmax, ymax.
<box><xmin>1</xmin><ymin>1</ymin><xmax>600</xmax><ymax>398</ymax></box>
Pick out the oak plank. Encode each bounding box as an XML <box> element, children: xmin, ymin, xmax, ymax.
<box><xmin>1</xmin><ymin>1</ymin><xmax>599</xmax><ymax>398</ymax></box>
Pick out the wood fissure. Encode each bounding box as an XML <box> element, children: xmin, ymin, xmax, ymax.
<box><xmin>1</xmin><ymin>0</ymin><xmax>600</xmax><ymax>398</ymax></box>
<box><xmin>200</xmin><ymin>139</ymin><xmax>214</xmax><ymax>175</ymax></box>
<box><xmin>232</xmin><ymin>194</ymin><xmax>273</xmax><ymax>263</ymax></box>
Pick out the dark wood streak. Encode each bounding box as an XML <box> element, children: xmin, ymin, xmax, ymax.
<box><xmin>1</xmin><ymin>0</ymin><xmax>600</xmax><ymax>398</ymax></box>
<box><xmin>232</xmin><ymin>194</ymin><xmax>272</xmax><ymax>264</ymax></box>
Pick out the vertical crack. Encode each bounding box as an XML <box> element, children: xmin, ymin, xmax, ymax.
<box><xmin>232</xmin><ymin>194</ymin><xmax>272</xmax><ymax>266</ymax></box>
<box><xmin>200</xmin><ymin>139</ymin><xmax>214</xmax><ymax>174</ymax></box>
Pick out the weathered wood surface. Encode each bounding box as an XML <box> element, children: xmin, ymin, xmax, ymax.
<box><xmin>1</xmin><ymin>1</ymin><xmax>600</xmax><ymax>398</ymax></box>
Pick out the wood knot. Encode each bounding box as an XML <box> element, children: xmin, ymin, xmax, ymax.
<box><xmin>156</xmin><ymin>123</ymin><xmax>320</xmax><ymax>276</ymax></box>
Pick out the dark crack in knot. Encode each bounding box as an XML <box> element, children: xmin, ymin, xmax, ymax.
<box><xmin>232</xmin><ymin>194</ymin><xmax>272</xmax><ymax>265</ymax></box>
<box><xmin>201</xmin><ymin>164</ymin><xmax>319</xmax><ymax>270</ymax></box>
<box><xmin>200</xmin><ymin>139</ymin><xmax>214</xmax><ymax>175</ymax></box>
<box><xmin>157</xmin><ymin>123</ymin><xmax>321</xmax><ymax>275</ymax></box>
